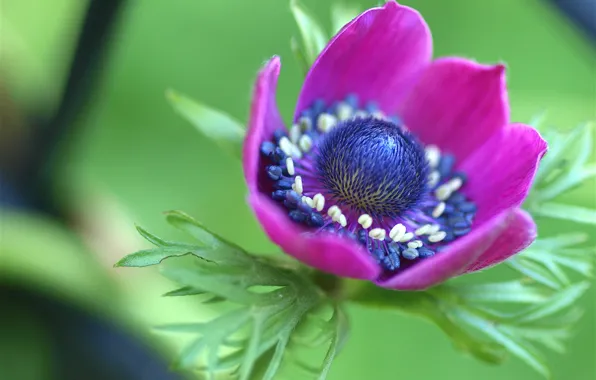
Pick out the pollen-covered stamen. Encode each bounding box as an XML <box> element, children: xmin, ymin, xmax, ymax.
<box><xmin>258</xmin><ymin>95</ymin><xmax>478</xmax><ymax>274</ymax></box>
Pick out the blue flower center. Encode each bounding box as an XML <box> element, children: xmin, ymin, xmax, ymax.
<box><xmin>258</xmin><ymin>95</ymin><xmax>477</xmax><ymax>273</ymax></box>
<box><xmin>316</xmin><ymin>117</ymin><xmax>428</xmax><ymax>217</ymax></box>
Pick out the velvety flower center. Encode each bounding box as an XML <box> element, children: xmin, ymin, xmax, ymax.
<box><xmin>316</xmin><ymin>117</ymin><xmax>428</xmax><ymax>217</ymax></box>
<box><xmin>259</xmin><ymin>95</ymin><xmax>477</xmax><ymax>273</ymax></box>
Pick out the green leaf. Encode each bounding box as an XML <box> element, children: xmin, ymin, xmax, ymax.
<box><xmin>318</xmin><ymin>304</ymin><xmax>349</xmax><ymax>380</ymax></box>
<box><xmin>452</xmin><ymin>308</ymin><xmax>550</xmax><ymax>378</ymax></box>
<box><xmin>291</xmin><ymin>36</ymin><xmax>310</xmax><ymax>77</ymax></box>
<box><xmin>290</xmin><ymin>0</ymin><xmax>328</xmax><ymax>66</ymax></box>
<box><xmin>532</xmin><ymin>202</ymin><xmax>596</xmax><ymax>225</ymax></box>
<box><xmin>449</xmin><ymin>281</ymin><xmax>549</xmax><ymax>304</ymax></box>
<box><xmin>119</xmin><ymin>211</ymin><xmax>348</xmax><ymax>379</ymax></box>
<box><xmin>166</xmin><ymin>89</ymin><xmax>245</xmax><ymax>159</ymax></box>
<box><xmin>114</xmin><ymin>246</ymin><xmax>204</xmax><ymax>267</ymax></box>
<box><xmin>331</xmin><ymin>2</ymin><xmax>360</xmax><ymax>34</ymax></box>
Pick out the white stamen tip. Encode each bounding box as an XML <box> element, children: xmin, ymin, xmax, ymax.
<box><xmin>298</xmin><ymin>134</ymin><xmax>313</xmax><ymax>152</ymax></box>
<box><xmin>293</xmin><ymin>176</ymin><xmax>303</xmax><ymax>195</ymax></box>
<box><xmin>285</xmin><ymin>157</ymin><xmax>295</xmax><ymax>176</ymax></box>
<box><xmin>313</xmin><ymin>193</ymin><xmax>325</xmax><ymax>212</ymax></box>
<box><xmin>428</xmin><ymin>224</ymin><xmax>441</xmax><ymax>235</ymax></box>
<box><xmin>289</xmin><ymin>124</ymin><xmax>301</xmax><ymax>143</ymax></box>
<box><xmin>339</xmin><ymin>214</ymin><xmax>347</xmax><ymax>227</ymax></box>
<box><xmin>428</xmin><ymin>231</ymin><xmax>447</xmax><ymax>243</ymax></box>
<box><xmin>357</xmin><ymin>214</ymin><xmax>373</xmax><ymax>229</ymax></box>
<box><xmin>327</xmin><ymin>205</ymin><xmax>341</xmax><ymax>218</ymax></box>
<box><xmin>389</xmin><ymin>223</ymin><xmax>406</xmax><ymax>242</ymax></box>
<box><xmin>354</xmin><ymin>110</ymin><xmax>368</xmax><ymax>118</ymax></box>
<box><xmin>448</xmin><ymin>177</ymin><xmax>463</xmax><ymax>192</ymax></box>
<box><xmin>369</xmin><ymin>228</ymin><xmax>386</xmax><ymax>240</ymax></box>
<box><xmin>435</xmin><ymin>184</ymin><xmax>452</xmax><ymax>201</ymax></box>
<box><xmin>432</xmin><ymin>202</ymin><xmax>446</xmax><ymax>218</ymax></box>
<box><xmin>427</xmin><ymin>171</ymin><xmax>440</xmax><ymax>188</ymax></box>
<box><xmin>372</xmin><ymin>110</ymin><xmax>386</xmax><ymax>120</ymax></box>
<box><xmin>302</xmin><ymin>196</ymin><xmax>314</xmax><ymax>208</ymax></box>
<box><xmin>399</xmin><ymin>232</ymin><xmax>414</xmax><ymax>242</ymax></box>
<box><xmin>408</xmin><ymin>240</ymin><xmax>423</xmax><ymax>249</ymax></box>
<box><xmin>317</xmin><ymin>113</ymin><xmax>338</xmax><ymax>133</ymax></box>
<box><xmin>425</xmin><ymin>145</ymin><xmax>441</xmax><ymax>168</ymax></box>
<box><xmin>298</xmin><ymin>116</ymin><xmax>312</xmax><ymax>131</ymax></box>
<box><xmin>278</xmin><ymin>137</ymin><xmax>292</xmax><ymax>156</ymax></box>
<box><xmin>336</xmin><ymin>102</ymin><xmax>353</xmax><ymax>121</ymax></box>
<box><xmin>290</xmin><ymin>144</ymin><xmax>303</xmax><ymax>159</ymax></box>
<box><xmin>415</xmin><ymin>224</ymin><xmax>432</xmax><ymax>236</ymax></box>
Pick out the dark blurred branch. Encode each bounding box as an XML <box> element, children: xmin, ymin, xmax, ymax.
<box><xmin>547</xmin><ymin>0</ymin><xmax>596</xmax><ymax>43</ymax></box>
<box><xmin>15</xmin><ymin>0</ymin><xmax>126</xmax><ymax>218</ymax></box>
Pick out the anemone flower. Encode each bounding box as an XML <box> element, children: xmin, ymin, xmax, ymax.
<box><xmin>243</xmin><ymin>1</ymin><xmax>547</xmax><ymax>290</ymax></box>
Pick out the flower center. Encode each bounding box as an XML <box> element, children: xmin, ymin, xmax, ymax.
<box><xmin>316</xmin><ymin>117</ymin><xmax>428</xmax><ymax>217</ymax></box>
<box><xmin>258</xmin><ymin>95</ymin><xmax>477</xmax><ymax>273</ymax></box>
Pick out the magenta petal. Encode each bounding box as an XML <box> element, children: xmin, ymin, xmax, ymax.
<box><xmin>377</xmin><ymin>209</ymin><xmax>518</xmax><ymax>290</ymax></box>
<box><xmin>461</xmin><ymin>123</ymin><xmax>548</xmax><ymax>225</ymax></box>
<box><xmin>248</xmin><ymin>193</ymin><xmax>380</xmax><ymax>280</ymax></box>
<box><xmin>400</xmin><ymin>57</ymin><xmax>509</xmax><ymax>162</ymax></box>
<box><xmin>466</xmin><ymin>209</ymin><xmax>536</xmax><ymax>272</ymax></box>
<box><xmin>243</xmin><ymin>57</ymin><xmax>285</xmax><ymax>192</ymax></box>
<box><xmin>295</xmin><ymin>1</ymin><xmax>432</xmax><ymax>116</ymax></box>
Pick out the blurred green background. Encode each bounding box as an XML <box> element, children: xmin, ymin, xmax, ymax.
<box><xmin>1</xmin><ymin>0</ymin><xmax>594</xmax><ymax>379</ymax></box>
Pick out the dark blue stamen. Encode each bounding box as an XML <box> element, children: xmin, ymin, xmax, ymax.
<box><xmin>453</xmin><ymin>227</ymin><xmax>472</xmax><ymax>237</ymax></box>
<box><xmin>273</xmin><ymin>129</ymin><xmax>287</xmax><ymax>142</ymax></box>
<box><xmin>316</xmin><ymin>117</ymin><xmax>429</xmax><ymax>217</ymax></box>
<box><xmin>437</xmin><ymin>154</ymin><xmax>455</xmax><ymax>178</ymax></box>
<box><xmin>269</xmin><ymin>147</ymin><xmax>286</xmax><ymax>164</ymax></box>
<box><xmin>271</xmin><ymin>190</ymin><xmax>286</xmax><ymax>201</ymax></box>
<box><xmin>418</xmin><ymin>246</ymin><xmax>435</xmax><ymax>258</ymax></box>
<box><xmin>260</xmin><ymin>141</ymin><xmax>276</xmax><ymax>157</ymax></box>
<box><xmin>382</xmin><ymin>247</ymin><xmax>400</xmax><ymax>270</ymax></box>
<box><xmin>289</xmin><ymin>210</ymin><xmax>307</xmax><ymax>223</ymax></box>
<box><xmin>457</xmin><ymin>202</ymin><xmax>477</xmax><ymax>213</ymax></box>
<box><xmin>306</xmin><ymin>213</ymin><xmax>325</xmax><ymax>227</ymax></box>
<box><xmin>267</xmin><ymin>165</ymin><xmax>283</xmax><ymax>181</ymax></box>
<box><xmin>274</xmin><ymin>179</ymin><xmax>293</xmax><ymax>190</ymax></box>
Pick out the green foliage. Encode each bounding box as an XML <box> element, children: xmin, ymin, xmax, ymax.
<box><xmin>330</xmin><ymin>3</ymin><xmax>361</xmax><ymax>34</ymax></box>
<box><xmin>290</xmin><ymin>0</ymin><xmax>328</xmax><ymax>74</ymax></box>
<box><xmin>526</xmin><ymin>122</ymin><xmax>596</xmax><ymax>225</ymax></box>
<box><xmin>117</xmin><ymin>211</ymin><xmax>348</xmax><ymax>379</ymax></box>
<box><xmin>166</xmin><ymin>89</ymin><xmax>245</xmax><ymax>159</ymax></box>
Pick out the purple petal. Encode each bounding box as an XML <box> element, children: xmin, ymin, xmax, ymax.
<box><xmin>248</xmin><ymin>193</ymin><xmax>381</xmax><ymax>280</ymax></box>
<box><xmin>400</xmin><ymin>57</ymin><xmax>509</xmax><ymax>162</ymax></box>
<box><xmin>243</xmin><ymin>57</ymin><xmax>285</xmax><ymax>193</ymax></box>
<box><xmin>460</xmin><ymin>123</ymin><xmax>548</xmax><ymax>225</ymax></box>
<box><xmin>295</xmin><ymin>1</ymin><xmax>432</xmax><ymax>117</ymax></box>
<box><xmin>377</xmin><ymin>209</ymin><xmax>518</xmax><ymax>290</ymax></box>
<box><xmin>465</xmin><ymin>209</ymin><xmax>536</xmax><ymax>272</ymax></box>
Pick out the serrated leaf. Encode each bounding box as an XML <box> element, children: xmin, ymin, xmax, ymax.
<box><xmin>163</xmin><ymin>286</ymin><xmax>206</xmax><ymax>297</ymax></box>
<box><xmin>318</xmin><ymin>304</ymin><xmax>349</xmax><ymax>380</ymax></box>
<box><xmin>514</xmin><ymin>282</ymin><xmax>590</xmax><ymax>324</ymax></box>
<box><xmin>115</xmin><ymin>246</ymin><xmax>201</xmax><ymax>267</ymax></box>
<box><xmin>506</xmin><ymin>257</ymin><xmax>563</xmax><ymax>290</ymax></box>
<box><xmin>532</xmin><ymin>202</ymin><xmax>596</xmax><ymax>225</ymax></box>
<box><xmin>135</xmin><ymin>225</ymin><xmax>173</xmax><ymax>247</ymax></box>
<box><xmin>331</xmin><ymin>2</ymin><xmax>360</xmax><ymax>34</ymax></box>
<box><xmin>290</xmin><ymin>0</ymin><xmax>328</xmax><ymax>66</ymax></box>
<box><xmin>166</xmin><ymin>89</ymin><xmax>245</xmax><ymax>159</ymax></box>
<box><xmin>452</xmin><ymin>308</ymin><xmax>550</xmax><ymax>378</ymax></box>
<box><xmin>450</xmin><ymin>281</ymin><xmax>549</xmax><ymax>304</ymax></box>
